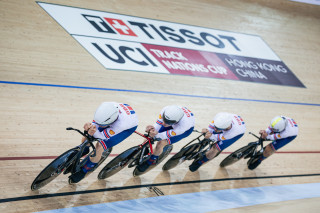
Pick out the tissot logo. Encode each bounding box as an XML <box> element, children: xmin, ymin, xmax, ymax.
<box><xmin>104</xmin><ymin>18</ymin><xmax>137</xmax><ymax>36</ymax></box>
<box><xmin>82</xmin><ymin>14</ymin><xmax>116</xmax><ymax>34</ymax></box>
<box><xmin>38</xmin><ymin>2</ymin><xmax>305</xmax><ymax>87</ymax></box>
<box><xmin>82</xmin><ymin>14</ymin><xmax>137</xmax><ymax>37</ymax></box>
<box><xmin>82</xmin><ymin>13</ymin><xmax>241</xmax><ymax>52</ymax></box>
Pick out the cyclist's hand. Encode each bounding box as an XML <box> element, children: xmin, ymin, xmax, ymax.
<box><xmin>145</xmin><ymin>125</ymin><xmax>155</xmax><ymax>133</ymax></box>
<box><xmin>202</xmin><ymin>128</ymin><xmax>209</xmax><ymax>133</ymax></box>
<box><xmin>259</xmin><ymin>130</ymin><xmax>267</xmax><ymax>139</ymax></box>
<box><xmin>88</xmin><ymin>125</ymin><xmax>96</xmax><ymax>136</ymax></box>
<box><xmin>149</xmin><ymin>128</ymin><xmax>158</xmax><ymax>138</ymax></box>
<box><xmin>205</xmin><ymin>131</ymin><xmax>212</xmax><ymax>139</ymax></box>
<box><xmin>84</xmin><ymin>122</ymin><xmax>93</xmax><ymax>131</ymax></box>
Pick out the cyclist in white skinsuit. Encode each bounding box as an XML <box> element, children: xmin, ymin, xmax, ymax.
<box><xmin>137</xmin><ymin>105</ymin><xmax>195</xmax><ymax>172</ymax></box>
<box><xmin>69</xmin><ymin>102</ymin><xmax>138</xmax><ymax>183</ymax></box>
<box><xmin>189</xmin><ymin>112</ymin><xmax>246</xmax><ymax>172</ymax></box>
<box><xmin>248</xmin><ymin>116</ymin><xmax>298</xmax><ymax>170</ymax></box>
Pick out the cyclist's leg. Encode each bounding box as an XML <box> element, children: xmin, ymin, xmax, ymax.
<box><xmin>70</xmin><ymin>126</ymin><xmax>137</xmax><ymax>183</ymax></box>
<box><xmin>69</xmin><ymin>143</ymin><xmax>104</xmax><ymax>183</ymax></box>
<box><xmin>248</xmin><ymin>136</ymin><xmax>297</xmax><ymax>170</ymax></box>
<box><xmin>265</xmin><ymin>135</ymin><xmax>297</xmax><ymax>158</ymax></box>
<box><xmin>154</xmin><ymin>140</ymin><xmax>168</xmax><ymax>155</ymax></box>
<box><xmin>211</xmin><ymin>134</ymin><xmax>244</xmax><ymax>159</ymax></box>
<box><xmin>138</xmin><ymin>127</ymin><xmax>193</xmax><ymax>172</ymax></box>
<box><xmin>155</xmin><ymin>127</ymin><xmax>194</xmax><ymax>159</ymax></box>
<box><xmin>139</xmin><ymin>139</ymin><xmax>168</xmax><ymax>171</ymax></box>
<box><xmin>189</xmin><ymin>134</ymin><xmax>244</xmax><ymax>172</ymax></box>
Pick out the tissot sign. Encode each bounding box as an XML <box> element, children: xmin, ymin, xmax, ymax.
<box><xmin>38</xmin><ymin>2</ymin><xmax>305</xmax><ymax>87</ymax></box>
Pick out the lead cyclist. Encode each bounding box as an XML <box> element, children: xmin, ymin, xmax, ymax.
<box><xmin>248</xmin><ymin>116</ymin><xmax>298</xmax><ymax>170</ymax></box>
<box><xmin>69</xmin><ymin>102</ymin><xmax>138</xmax><ymax>183</ymax></box>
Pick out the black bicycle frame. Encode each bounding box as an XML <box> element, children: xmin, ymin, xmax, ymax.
<box><xmin>66</xmin><ymin>127</ymin><xmax>99</xmax><ymax>173</ymax></box>
<box><xmin>247</xmin><ymin>132</ymin><xmax>265</xmax><ymax>157</ymax></box>
<box><xmin>181</xmin><ymin>131</ymin><xmax>205</xmax><ymax>149</ymax></box>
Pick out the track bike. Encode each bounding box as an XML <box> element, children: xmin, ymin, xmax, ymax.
<box><xmin>162</xmin><ymin>131</ymin><xmax>217</xmax><ymax>171</ymax></box>
<box><xmin>98</xmin><ymin>131</ymin><xmax>173</xmax><ymax>179</ymax></box>
<box><xmin>31</xmin><ymin>127</ymin><xmax>112</xmax><ymax>190</ymax></box>
<box><xmin>219</xmin><ymin>132</ymin><xmax>268</xmax><ymax>168</ymax></box>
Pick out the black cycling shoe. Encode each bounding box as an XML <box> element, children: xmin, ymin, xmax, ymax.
<box><xmin>189</xmin><ymin>152</ymin><xmax>207</xmax><ymax>172</ymax></box>
<box><xmin>137</xmin><ymin>161</ymin><xmax>151</xmax><ymax>173</ymax></box>
<box><xmin>248</xmin><ymin>159</ymin><xmax>262</xmax><ymax>170</ymax></box>
<box><xmin>247</xmin><ymin>153</ymin><xmax>262</xmax><ymax>170</ymax></box>
<box><xmin>189</xmin><ymin>162</ymin><xmax>202</xmax><ymax>172</ymax></box>
<box><xmin>189</xmin><ymin>158</ymin><xmax>203</xmax><ymax>172</ymax></box>
<box><xmin>69</xmin><ymin>170</ymin><xmax>86</xmax><ymax>184</ymax></box>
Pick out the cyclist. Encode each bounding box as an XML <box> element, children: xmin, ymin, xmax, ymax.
<box><xmin>137</xmin><ymin>105</ymin><xmax>195</xmax><ymax>172</ymax></box>
<box><xmin>69</xmin><ymin>102</ymin><xmax>138</xmax><ymax>183</ymax></box>
<box><xmin>189</xmin><ymin>112</ymin><xmax>246</xmax><ymax>172</ymax></box>
<box><xmin>248</xmin><ymin>116</ymin><xmax>298</xmax><ymax>170</ymax></box>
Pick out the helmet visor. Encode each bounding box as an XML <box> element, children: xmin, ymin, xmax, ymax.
<box><xmin>214</xmin><ymin>125</ymin><xmax>227</xmax><ymax>131</ymax></box>
<box><xmin>97</xmin><ymin>123</ymin><xmax>109</xmax><ymax>128</ymax></box>
<box><xmin>163</xmin><ymin>114</ymin><xmax>177</xmax><ymax>125</ymax></box>
<box><xmin>271</xmin><ymin>127</ymin><xmax>281</xmax><ymax>133</ymax></box>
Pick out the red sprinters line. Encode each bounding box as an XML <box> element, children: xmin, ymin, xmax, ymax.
<box><xmin>0</xmin><ymin>154</ymin><xmax>119</xmax><ymax>161</ymax></box>
<box><xmin>0</xmin><ymin>151</ymin><xmax>320</xmax><ymax>161</ymax></box>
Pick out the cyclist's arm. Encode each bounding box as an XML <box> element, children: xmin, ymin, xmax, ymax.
<box><xmin>154</xmin><ymin>126</ymin><xmax>184</xmax><ymax>140</ymax></box>
<box><xmin>153</xmin><ymin>116</ymin><xmax>164</xmax><ymax>132</ymax></box>
<box><xmin>265</xmin><ymin>126</ymin><xmax>272</xmax><ymax>134</ymax></box>
<box><xmin>207</xmin><ymin>122</ymin><xmax>215</xmax><ymax>133</ymax></box>
<box><xmin>266</xmin><ymin>132</ymin><xmax>281</xmax><ymax>141</ymax></box>
<box><xmin>153</xmin><ymin>109</ymin><xmax>166</xmax><ymax>131</ymax></box>
<box><xmin>209</xmin><ymin>133</ymin><xmax>219</xmax><ymax>141</ymax></box>
<box><xmin>266</xmin><ymin>129</ymin><xmax>296</xmax><ymax>141</ymax></box>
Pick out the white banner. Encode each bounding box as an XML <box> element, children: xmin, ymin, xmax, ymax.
<box><xmin>37</xmin><ymin>2</ymin><xmax>305</xmax><ymax>87</ymax></box>
<box><xmin>38</xmin><ymin>2</ymin><xmax>280</xmax><ymax>60</ymax></box>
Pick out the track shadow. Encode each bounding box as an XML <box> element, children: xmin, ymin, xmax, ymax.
<box><xmin>147</xmin><ymin>170</ymin><xmax>171</xmax><ymax>196</ymax></box>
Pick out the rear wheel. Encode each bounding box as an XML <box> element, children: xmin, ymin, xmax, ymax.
<box><xmin>98</xmin><ymin>146</ymin><xmax>140</xmax><ymax>179</ymax></box>
<box><xmin>219</xmin><ymin>144</ymin><xmax>254</xmax><ymax>167</ymax></box>
<box><xmin>31</xmin><ymin>148</ymin><xmax>79</xmax><ymax>191</ymax></box>
<box><xmin>162</xmin><ymin>143</ymin><xmax>200</xmax><ymax>171</ymax></box>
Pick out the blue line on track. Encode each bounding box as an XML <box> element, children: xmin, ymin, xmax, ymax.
<box><xmin>1</xmin><ymin>81</ymin><xmax>319</xmax><ymax>106</ymax></box>
<box><xmin>36</xmin><ymin>183</ymin><xmax>320</xmax><ymax>213</ymax></box>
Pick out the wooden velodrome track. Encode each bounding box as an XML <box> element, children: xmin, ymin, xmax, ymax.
<box><xmin>1</xmin><ymin>0</ymin><xmax>320</xmax><ymax>212</ymax></box>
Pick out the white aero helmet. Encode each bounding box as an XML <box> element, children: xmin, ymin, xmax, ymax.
<box><xmin>94</xmin><ymin>102</ymin><xmax>119</xmax><ymax>126</ymax></box>
<box><xmin>270</xmin><ymin>116</ymin><xmax>287</xmax><ymax>132</ymax></box>
<box><xmin>162</xmin><ymin>105</ymin><xmax>184</xmax><ymax>125</ymax></box>
<box><xmin>213</xmin><ymin>112</ymin><xmax>232</xmax><ymax>130</ymax></box>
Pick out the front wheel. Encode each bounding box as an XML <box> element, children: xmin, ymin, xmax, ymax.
<box><xmin>219</xmin><ymin>144</ymin><xmax>254</xmax><ymax>167</ymax></box>
<box><xmin>162</xmin><ymin>143</ymin><xmax>200</xmax><ymax>171</ymax></box>
<box><xmin>31</xmin><ymin>148</ymin><xmax>79</xmax><ymax>191</ymax></box>
<box><xmin>98</xmin><ymin>146</ymin><xmax>140</xmax><ymax>179</ymax></box>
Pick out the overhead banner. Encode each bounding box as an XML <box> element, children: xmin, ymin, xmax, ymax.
<box><xmin>38</xmin><ymin>2</ymin><xmax>305</xmax><ymax>87</ymax></box>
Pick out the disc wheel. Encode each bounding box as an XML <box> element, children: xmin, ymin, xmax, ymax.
<box><xmin>31</xmin><ymin>148</ymin><xmax>78</xmax><ymax>191</ymax></box>
<box><xmin>98</xmin><ymin>146</ymin><xmax>140</xmax><ymax>179</ymax></box>
<box><xmin>162</xmin><ymin>143</ymin><xmax>200</xmax><ymax>171</ymax></box>
<box><xmin>219</xmin><ymin>144</ymin><xmax>254</xmax><ymax>167</ymax></box>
